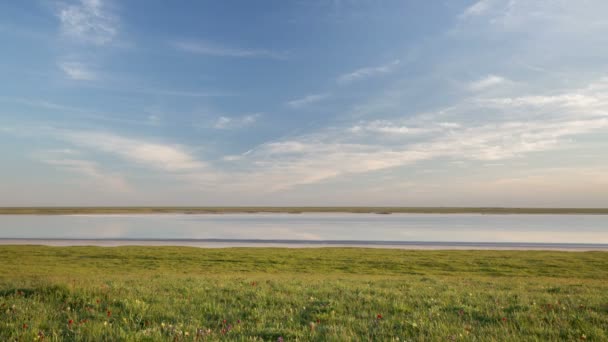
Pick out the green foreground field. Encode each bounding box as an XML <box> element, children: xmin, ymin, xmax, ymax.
<box><xmin>2</xmin><ymin>206</ymin><xmax>608</xmax><ymax>215</ymax></box>
<box><xmin>1</xmin><ymin>247</ymin><xmax>607</xmax><ymax>341</ymax></box>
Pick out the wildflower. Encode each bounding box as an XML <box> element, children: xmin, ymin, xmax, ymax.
<box><xmin>377</xmin><ymin>314</ymin><xmax>383</xmax><ymax>320</ymax></box>
<box><xmin>107</xmin><ymin>310</ymin><xmax>112</xmax><ymax>317</ymax></box>
<box><xmin>68</xmin><ymin>319</ymin><xmax>73</xmax><ymax>326</ymax></box>
<box><xmin>96</xmin><ymin>299</ymin><xmax>100</xmax><ymax>304</ymax></box>
<box><xmin>104</xmin><ymin>321</ymin><xmax>108</xmax><ymax>326</ymax></box>
<box><xmin>223</xmin><ymin>319</ymin><xmax>227</xmax><ymax>324</ymax></box>
<box><xmin>237</xmin><ymin>319</ymin><xmax>241</xmax><ymax>324</ymax></box>
<box><xmin>581</xmin><ymin>334</ymin><xmax>587</xmax><ymax>340</ymax></box>
<box><xmin>501</xmin><ymin>317</ymin><xmax>507</xmax><ymax>322</ymax></box>
<box><xmin>278</xmin><ymin>337</ymin><xmax>284</xmax><ymax>342</ymax></box>
<box><xmin>22</xmin><ymin>323</ymin><xmax>28</xmax><ymax>329</ymax></box>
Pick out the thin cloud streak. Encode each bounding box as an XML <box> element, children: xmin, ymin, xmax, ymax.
<box><xmin>174</xmin><ymin>40</ymin><xmax>287</xmax><ymax>59</ymax></box>
<box><xmin>286</xmin><ymin>93</ymin><xmax>329</xmax><ymax>108</ymax></box>
<box><xmin>213</xmin><ymin>114</ymin><xmax>260</xmax><ymax>130</ymax></box>
<box><xmin>337</xmin><ymin>60</ymin><xmax>400</xmax><ymax>84</ymax></box>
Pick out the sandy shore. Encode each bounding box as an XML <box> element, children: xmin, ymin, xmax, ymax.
<box><xmin>1</xmin><ymin>239</ymin><xmax>607</xmax><ymax>251</ymax></box>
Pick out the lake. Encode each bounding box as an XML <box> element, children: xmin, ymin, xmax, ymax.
<box><xmin>0</xmin><ymin>213</ymin><xmax>607</xmax><ymax>249</ymax></box>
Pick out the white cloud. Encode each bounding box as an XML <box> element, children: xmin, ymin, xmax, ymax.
<box><xmin>350</xmin><ymin>120</ymin><xmax>436</xmax><ymax>135</ymax></box>
<box><xmin>286</xmin><ymin>93</ymin><xmax>329</xmax><ymax>108</ymax></box>
<box><xmin>227</xmin><ymin>77</ymin><xmax>608</xmax><ymax>191</ymax></box>
<box><xmin>438</xmin><ymin>122</ymin><xmax>461</xmax><ymax>128</ymax></box>
<box><xmin>58</xmin><ymin>61</ymin><xmax>97</xmax><ymax>81</ymax></box>
<box><xmin>468</xmin><ymin>74</ymin><xmax>505</xmax><ymax>91</ymax></box>
<box><xmin>60</xmin><ymin>131</ymin><xmax>207</xmax><ymax>172</ymax></box>
<box><xmin>461</xmin><ymin>0</ymin><xmax>494</xmax><ymax>18</ymax></box>
<box><xmin>213</xmin><ymin>114</ymin><xmax>260</xmax><ymax>129</ymax></box>
<box><xmin>337</xmin><ymin>60</ymin><xmax>400</xmax><ymax>84</ymax></box>
<box><xmin>477</xmin><ymin>94</ymin><xmax>602</xmax><ymax>109</ymax></box>
<box><xmin>459</xmin><ymin>0</ymin><xmax>608</xmax><ymax>35</ymax></box>
<box><xmin>41</xmin><ymin>156</ymin><xmax>130</xmax><ymax>192</ymax></box>
<box><xmin>174</xmin><ymin>40</ymin><xmax>286</xmax><ymax>59</ymax></box>
<box><xmin>58</xmin><ymin>0</ymin><xmax>118</xmax><ymax>45</ymax></box>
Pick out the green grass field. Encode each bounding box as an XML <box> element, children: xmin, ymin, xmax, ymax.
<box><xmin>1</xmin><ymin>206</ymin><xmax>608</xmax><ymax>215</ymax></box>
<box><xmin>1</xmin><ymin>246</ymin><xmax>607</xmax><ymax>341</ymax></box>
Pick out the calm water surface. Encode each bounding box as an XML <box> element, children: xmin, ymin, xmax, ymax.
<box><xmin>0</xmin><ymin>213</ymin><xmax>606</xmax><ymax>244</ymax></box>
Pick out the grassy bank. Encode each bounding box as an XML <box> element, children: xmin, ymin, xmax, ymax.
<box><xmin>2</xmin><ymin>206</ymin><xmax>608</xmax><ymax>215</ymax></box>
<box><xmin>1</xmin><ymin>247</ymin><xmax>607</xmax><ymax>340</ymax></box>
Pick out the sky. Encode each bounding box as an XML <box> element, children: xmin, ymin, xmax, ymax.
<box><xmin>1</xmin><ymin>0</ymin><xmax>608</xmax><ymax>207</ymax></box>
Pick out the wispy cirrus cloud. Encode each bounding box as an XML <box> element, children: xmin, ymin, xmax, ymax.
<box><xmin>10</xmin><ymin>76</ymin><xmax>608</xmax><ymax>195</ymax></box>
<box><xmin>36</xmin><ymin>149</ymin><xmax>130</xmax><ymax>192</ymax></box>
<box><xmin>227</xmin><ymin>76</ymin><xmax>608</xmax><ymax>191</ymax></box>
<box><xmin>58</xmin><ymin>0</ymin><xmax>118</xmax><ymax>45</ymax></box>
<box><xmin>350</xmin><ymin>120</ymin><xmax>443</xmax><ymax>135</ymax></box>
<box><xmin>460</xmin><ymin>0</ymin><xmax>494</xmax><ymax>18</ymax></box>
<box><xmin>337</xmin><ymin>60</ymin><xmax>400</xmax><ymax>84</ymax></box>
<box><xmin>60</xmin><ymin>131</ymin><xmax>208</xmax><ymax>172</ymax></box>
<box><xmin>174</xmin><ymin>40</ymin><xmax>287</xmax><ymax>59</ymax></box>
<box><xmin>286</xmin><ymin>93</ymin><xmax>329</xmax><ymax>108</ymax></box>
<box><xmin>58</xmin><ymin>61</ymin><xmax>97</xmax><ymax>80</ymax></box>
<box><xmin>213</xmin><ymin>114</ymin><xmax>260</xmax><ymax>130</ymax></box>
<box><xmin>468</xmin><ymin>74</ymin><xmax>506</xmax><ymax>91</ymax></box>
<box><xmin>55</xmin><ymin>0</ymin><xmax>119</xmax><ymax>84</ymax></box>
<box><xmin>44</xmin><ymin>158</ymin><xmax>130</xmax><ymax>192</ymax></box>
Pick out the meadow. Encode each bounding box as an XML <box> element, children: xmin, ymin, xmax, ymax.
<box><xmin>1</xmin><ymin>246</ymin><xmax>607</xmax><ymax>341</ymax></box>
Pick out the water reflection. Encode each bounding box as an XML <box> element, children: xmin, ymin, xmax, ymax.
<box><xmin>0</xmin><ymin>213</ymin><xmax>606</xmax><ymax>244</ymax></box>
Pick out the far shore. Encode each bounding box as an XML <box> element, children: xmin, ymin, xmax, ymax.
<box><xmin>1</xmin><ymin>206</ymin><xmax>608</xmax><ymax>215</ymax></box>
<box><xmin>1</xmin><ymin>239</ymin><xmax>607</xmax><ymax>251</ymax></box>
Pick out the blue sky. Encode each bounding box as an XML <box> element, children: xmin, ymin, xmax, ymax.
<box><xmin>1</xmin><ymin>0</ymin><xmax>608</xmax><ymax>206</ymax></box>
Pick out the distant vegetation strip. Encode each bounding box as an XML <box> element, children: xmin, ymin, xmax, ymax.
<box><xmin>1</xmin><ymin>207</ymin><xmax>608</xmax><ymax>215</ymax></box>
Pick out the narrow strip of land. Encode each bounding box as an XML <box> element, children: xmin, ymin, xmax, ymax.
<box><xmin>1</xmin><ymin>206</ymin><xmax>608</xmax><ymax>215</ymax></box>
<box><xmin>2</xmin><ymin>239</ymin><xmax>608</xmax><ymax>251</ymax></box>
